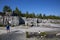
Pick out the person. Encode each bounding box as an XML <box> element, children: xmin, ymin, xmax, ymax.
<box><xmin>6</xmin><ymin>25</ymin><xmax>10</xmax><ymax>33</ymax></box>
<box><xmin>6</xmin><ymin>21</ymin><xmax>10</xmax><ymax>33</ymax></box>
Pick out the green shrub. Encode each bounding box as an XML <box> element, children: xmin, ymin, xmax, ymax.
<box><xmin>40</xmin><ymin>32</ymin><xmax>47</xmax><ymax>36</ymax></box>
<box><xmin>0</xmin><ymin>24</ymin><xmax>4</xmax><ymax>27</ymax></box>
<box><xmin>26</xmin><ymin>31</ymin><xmax>30</xmax><ymax>38</ymax></box>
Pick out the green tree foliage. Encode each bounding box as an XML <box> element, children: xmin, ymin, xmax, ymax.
<box><xmin>43</xmin><ymin>14</ymin><xmax>47</xmax><ymax>19</ymax></box>
<box><xmin>3</xmin><ymin>5</ymin><xmax>12</xmax><ymax>26</ymax></box>
<box><xmin>25</xmin><ymin>11</ymin><xmax>29</xmax><ymax>18</ymax></box>
<box><xmin>37</xmin><ymin>13</ymin><xmax>42</xmax><ymax>18</ymax></box>
<box><xmin>29</xmin><ymin>13</ymin><xmax>36</xmax><ymax>18</ymax></box>
<box><xmin>47</xmin><ymin>15</ymin><xmax>60</xmax><ymax>19</ymax></box>
<box><xmin>3</xmin><ymin>5</ymin><xmax>12</xmax><ymax>13</ymax></box>
<box><xmin>24</xmin><ymin>12</ymin><xmax>36</xmax><ymax>18</ymax></box>
<box><xmin>2</xmin><ymin>5</ymin><xmax>60</xmax><ymax>19</ymax></box>
<box><xmin>31</xmin><ymin>13</ymin><xmax>34</xmax><ymax>18</ymax></box>
<box><xmin>14</xmin><ymin>7</ymin><xmax>22</xmax><ymax>16</ymax></box>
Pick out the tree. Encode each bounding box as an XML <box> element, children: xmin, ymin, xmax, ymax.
<box><xmin>29</xmin><ymin>13</ymin><xmax>36</xmax><ymax>18</ymax></box>
<box><xmin>3</xmin><ymin>5</ymin><xmax>12</xmax><ymax>26</ymax></box>
<box><xmin>43</xmin><ymin>14</ymin><xmax>46</xmax><ymax>19</ymax></box>
<box><xmin>39</xmin><ymin>14</ymin><xmax>42</xmax><ymax>18</ymax></box>
<box><xmin>37</xmin><ymin>13</ymin><xmax>42</xmax><ymax>19</ymax></box>
<box><xmin>25</xmin><ymin>11</ymin><xmax>29</xmax><ymax>18</ymax></box>
<box><xmin>3</xmin><ymin>5</ymin><xmax>12</xmax><ymax>13</ymax></box>
<box><xmin>14</xmin><ymin>7</ymin><xmax>22</xmax><ymax>16</ymax></box>
<box><xmin>32</xmin><ymin>13</ymin><xmax>36</xmax><ymax>18</ymax></box>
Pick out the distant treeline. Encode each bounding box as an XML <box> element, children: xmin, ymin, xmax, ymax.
<box><xmin>0</xmin><ymin>5</ymin><xmax>60</xmax><ymax>19</ymax></box>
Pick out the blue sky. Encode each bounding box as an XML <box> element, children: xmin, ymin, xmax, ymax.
<box><xmin>0</xmin><ymin>0</ymin><xmax>60</xmax><ymax>16</ymax></box>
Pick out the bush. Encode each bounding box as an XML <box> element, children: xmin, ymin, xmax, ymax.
<box><xmin>26</xmin><ymin>31</ymin><xmax>30</xmax><ymax>38</ymax></box>
<box><xmin>40</xmin><ymin>32</ymin><xmax>47</xmax><ymax>36</ymax></box>
<box><xmin>26</xmin><ymin>32</ymin><xmax>32</xmax><ymax>38</ymax></box>
<box><xmin>0</xmin><ymin>24</ymin><xmax>4</xmax><ymax>27</ymax></box>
